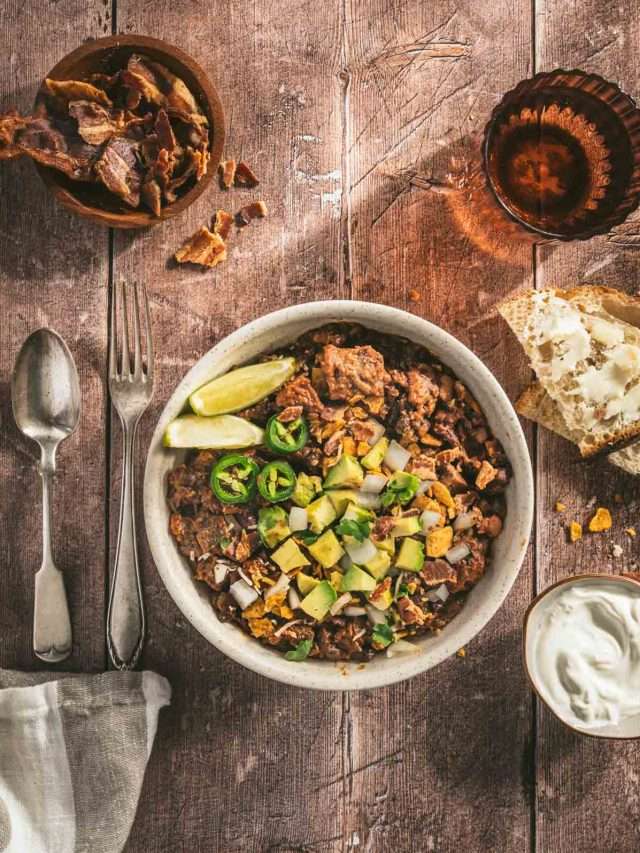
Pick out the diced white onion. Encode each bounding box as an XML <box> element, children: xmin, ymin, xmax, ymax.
<box><xmin>426</xmin><ymin>584</ymin><xmax>450</xmax><ymax>603</ymax></box>
<box><xmin>230</xmin><ymin>579</ymin><xmax>259</xmax><ymax>609</ymax></box>
<box><xmin>288</xmin><ymin>506</ymin><xmax>308</xmax><ymax>532</ymax></box>
<box><xmin>330</xmin><ymin>592</ymin><xmax>352</xmax><ymax>616</ymax></box>
<box><xmin>214</xmin><ymin>561</ymin><xmax>229</xmax><ymax>585</ymax></box>
<box><xmin>416</xmin><ymin>479</ymin><xmax>435</xmax><ymax>494</ymax></box>
<box><xmin>383</xmin><ymin>439</ymin><xmax>411</xmax><ymax>472</ymax></box>
<box><xmin>361</xmin><ymin>473</ymin><xmax>387</xmax><ymax>494</ymax></box>
<box><xmin>345</xmin><ymin>537</ymin><xmax>378</xmax><ymax>565</ymax></box>
<box><xmin>420</xmin><ymin>510</ymin><xmax>441</xmax><ymax>533</ymax></box>
<box><xmin>386</xmin><ymin>639</ymin><xmax>420</xmax><ymax>657</ymax></box>
<box><xmin>453</xmin><ymin>511</ymin><xmax>476</xmax><ymax>532</ymax></box>
<box><xmin>353</xmin><ymin>490</ymin><xmax>382</xmax><ymax>510</ymax></box>
<box><xmin>340</xmin><ymin>554</ymin><xmax>353</xmax><ymax>571</ymax></box>
<box><xmin>367</xmin><ymin>419</ymin><xmax>386</xmax><ymax>445</ymax></box>
<box><xmin>288</xmin><ymin>587</ymin><xmax>302</xmax><ymax>610</ymax></box>
<box><xmin>366</xmin><ymin>604</ymin><xmax>387</xmax><ymax>625</ymax></box>
<box><xmin>445</xmin><ymin>543</ymin><xmax>470</xmax><ymax>564</ymax></box>
<box><xmin>344</xmin><ymin>606</ymin><xmax>367</xmax><ymax>617</ymax></box>
<box><xmin>274</xmin><ymin>619</ymin><xmax>301</xmax><ymax>638</ymax></box>
<box><xmin>265</xmin><ymin>572</ymin><xmax>290</xmax><ymax>599</ymax></box>
<box><xmin>393</xmin><ymin>572</ymin><xmax>405</xmax><ymax>599</ymax></box>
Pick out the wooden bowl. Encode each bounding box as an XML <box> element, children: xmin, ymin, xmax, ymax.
<box><xmin>35</xmin><ymin>34</ymin><xmax>225</xmax><ymax>229</ymax></box>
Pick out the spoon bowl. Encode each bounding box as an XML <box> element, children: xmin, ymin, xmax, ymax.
<box><xmin>11</xmin><ymin>329</ymin><xmax>80</xmax><ymax>663</ymax></box>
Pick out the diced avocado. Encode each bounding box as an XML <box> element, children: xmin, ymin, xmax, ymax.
<box><xmin>329</xmin><ymin>570</ymin><xmax>344</xmax><ymax>590</ymax></box>
<box><xmin>342</xmin><ymin>502</ymin><xmax>374</xmax><ymax>525</ymax></box>
<box><xmin>381</xmin><ymin>471</ymin><xmax>420</xmax><ymax>507</ymax></box>
<box><xmin>300</xmin><ymin>580</ymin><xmax>337</xmax><ymax>621</ymax></box>
<box><xmin>257</xmin><ymin>506</ymin><xmax>290</xmax><ymax>549</ymax></box>
<box><xmin>307</xmin><ymin>495</ymin><xmax>337</xmax><ymax>534</ymax></box>
<box><xmin>272</xmin><ymin>538</ymin><xmax>310</xmax><ymax>573</ymax></box>
<box><xmin>391</xmin><ymin>515</ymin><xmax>422</xmax><ymax>537</ymax></box>
<box><xmin>327</xmin><ymin>489</ymin><xmax>360</xmax><ymax>516</ymax></box>
<box><xmin>340</xmin><ymin>565</ymin><xmax>377</xmax><ymax>593</ymax></box>
<box><xmin>395</xmin><ymin>538</ymin><xmax>425</xmax><ymax>572</ymax></box>
<box><xmin>362</xmin><ymin>437</ymin><xmax>389</xmax><ymax>470</ymax></box>
<box><xmin>323</xmin><ymin>454</ymin><xmax>364</xmax><ymax>489</ymax></box>
<box><xmin>364</xmin><ymin>549</ymin><xmax>391</xmax><ymax>581</ymax></box>
<box><xmin>297</xmin><ymin>573</ymin><xmax>320</xmax><ymax>595</ymax></box>
<box><xmin>292</xmin><ymin>472</ymin><xmax>322</xmax><ymax>508</ymax></box>
<box><xmin>308</xmin><ymin>529</ymin><xmax>345</xmax><ymax>568</ymax></box>
<box><xmin>369</xmin><ymin>577</ymin><xmax>393</xmax><ymax>610</ymax></box>
<box><xmin>376</xmin><ymin>536</ymin><xmax>395</xmax><ymax>555</ymax></box>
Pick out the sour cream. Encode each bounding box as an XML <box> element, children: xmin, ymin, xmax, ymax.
<box><xmin>526</xmin><ymin>577</ymin><xmax>640</xmax><ymax>733</ymax></box>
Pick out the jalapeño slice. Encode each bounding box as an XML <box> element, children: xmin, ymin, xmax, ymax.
<box><xmin>265</xmin><ymin>414</ymin><xmax>309</xmax><ymax>454</ymax></box>
<box><xmin>210</xmin><ymin>454</ymin><xmax>259</xmax><ymax>504</ymax></box>
<box><xmin>257</xmin><ymin>460</ymin><xmax>297</xmax><ymax>503</ymax></box>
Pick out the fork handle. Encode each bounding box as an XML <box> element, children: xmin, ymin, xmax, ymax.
<box><xmin>107</xmin><ymin>421</ymin><xmax>145</xmax><ymax>670</ymax></box>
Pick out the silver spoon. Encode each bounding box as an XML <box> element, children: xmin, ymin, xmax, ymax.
<box><xmin>11</xmin><ymin>329</ymin><xmax>80</xmax><ymax>663</ymax></box>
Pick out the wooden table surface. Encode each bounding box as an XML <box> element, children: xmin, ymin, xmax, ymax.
<box><xmin>1</xmin><ymin>2</ymin><xmax>639</xmax><ymax>851</ymax></box>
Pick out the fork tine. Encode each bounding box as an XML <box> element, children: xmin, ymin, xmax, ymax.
<box><xmin>121</xmin><ymin>282</ymin><xmax>131</xmax><ymax>379</ymax></box>
<box><xmin>140</xmin><ymin>281</ymin><xmax>154</xmax><ymax>384</ymax></box>
<box><xmin>109</xmin><ymin>280</ymin><xmax>118</xmax><ymax>380</ymax></box>
<box><xmin>132</xmin><ymin>281</ymin><xmax>143</xmax><ymax>379</ymax></box>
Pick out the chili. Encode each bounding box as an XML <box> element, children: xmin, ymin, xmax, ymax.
<box><xmin>265</xmin><ymin>413</ymin><xmax>309</xmax><ymax>453</ymax></box>
<box><xmin>257</xmin><ymin>460</ymin><xmax>297</xmax><ymax>503</ymax></box>
<box><xmin>210</xmin><ymin>454</ymin><xmax>259</xmax><ymax>504</ymax></box>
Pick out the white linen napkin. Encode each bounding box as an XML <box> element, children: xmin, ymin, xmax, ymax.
<box><xmin>0</xmin><ymin>669</ymin><xmax>170</xmax><ymax>853</ymax></box>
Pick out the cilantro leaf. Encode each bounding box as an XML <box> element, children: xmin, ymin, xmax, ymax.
<box><xmin>285</xmin><ymin>639</ymin><xmax>313</xmax><ymax>661</ymax></box>
<box><xmin>397</xmin><ymin>583</ymin><xmax>410</xmax><ymax>599</ymax></box>
<box><xmin>296</xmin><ymin>530</ymin><xmax>319</xmax><ymax>544</ymax></box>
<box><xmin>371</xmin><ymin>623</ymin><xmax>394</xmax><ymax>648</ymax></box>
<box><xmin>335</xmin><ymin>519</ymin><xmax>365</xmax><ymax>541</ymax></box>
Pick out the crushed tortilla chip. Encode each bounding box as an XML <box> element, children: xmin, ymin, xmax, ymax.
<box><xmin>427</xmin><ymin>525</ymin><xmax>453</xmax><ymax>558</ymax></box>
<box><xmin>243</xmin><ymin>600</ymin><xmax>266</xmax><ymax>619</ymax></box>
<box><xmin>247</xmin><ymin>618</ymin><xmax>275</xmax><ymax>638</ymax></box>
<box><xmin>626</xmin><ymin>527</ymin><xmax>637</xmax><ymax>538</ymax></box>
<box><xmin>588</xmin><ymin>507</ymin><xmax>612</xmax><ymax>533</ymax></box>
<box><xmin>569</xmin><ymin>521</ymin><xmax>582</xmax><ymax>542</ymax></box>
<box><xmin>555</xmin><ymin>501</ymin><xmax>566</xmax><ymax>512</ymax></box>
<box><xmin>175</xmin><ymin>226</ymin><xmax>226</xmax><ymax>268</ymax></box>
<box><xmin>457</xmin><ymin>647</ymin><xmax>466</xmax><ymax>658</ymax></box>
<box><xmin>431</xmin><ymin>482</ymin><xmax>455</xmax><ymax>509</ymax></box>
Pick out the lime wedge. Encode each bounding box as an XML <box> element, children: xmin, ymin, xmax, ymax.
<box><xmin>163</xmin><ymin>415</ymin><xmax>264</xmax><ymax>449</ymax></box>
<box><xmin>189</xmin><ymin>357</ymin><xmax>296</xmax><ymax>416</ymax></box>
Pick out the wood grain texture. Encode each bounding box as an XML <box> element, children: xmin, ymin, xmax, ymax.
<box><xmin>0</xmin><ymin>0</ymin><xmax>110</xmax><ymax>673</ymax></box>
<box><xmin>535</xmin><ymin>3</ymin><xmax>640</xmax><ymax>850</ymax></box>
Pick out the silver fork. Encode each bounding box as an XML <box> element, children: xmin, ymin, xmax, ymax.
<box><xmin>107</xmin><ymin>280</ymin><xmax>154</xmax><ymax>670</ymax></box>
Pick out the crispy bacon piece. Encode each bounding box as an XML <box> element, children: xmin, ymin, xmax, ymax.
<box><xmin>122</xmin><ymin>55</ymin><xmax>200</xmax><ymax>115</ymax></box>
<box><xmin>0</xmin><ymin>112</ymin><xmax>95</xmax><ymax>179</ymax></box>
<box><xmin>234</xmin><ymin>160</ymin><xmax>259</xmax><ymax>188</ymax></box>
<box><xmin>44</xmin><ymin>78</ymin><xmax>112</xmax><ymax>108</ymax></box>
<box><xmin>236</xmin><ymin>200</ymin><xmax>267</xmax><ymax>226</ymax></box>
<box><xmin>175</xmin><ymin>227</ymin><xmax>227</xmax><ymax>268</ymax></box>
<box><xmin>94</xmin><ymin>137</ymin><xmax>143</xmax><ymax>207</ymax></box>
<box><xmin>213</xmin><ymin>209</ymin><xmax>234</xmax><ymax>240</ymax></box>
<box><xmin>220</xmin><ymin>159</ymin><xmax>236</xmax><ymax>189</ymax></box>
<box><xmin>68</xmin><ymin>100</ymin><xmax>121</xmax><ymax>145</ymax></box>
<box><xmin>154</xmin><ymin>108</ymin><xmax>176</xmax><ymax>152</ymax></box>
<box><xmin>141</xmin><ymin>176</ymin><xmax>162</xmax><ymax>216</ymax></box>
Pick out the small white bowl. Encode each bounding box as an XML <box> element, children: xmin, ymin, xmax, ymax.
<box><xmin>143</xmin><ymin>300</ymin><xmax>534</xmax><ymax>690</ymax></box>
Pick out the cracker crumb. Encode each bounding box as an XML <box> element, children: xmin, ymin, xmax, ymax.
<box><xmin>569</xmin><ymin>521</ymin><xmax>582</xmax><ymax>542</ymax></box>
<box><xmin>457</xmin><ymin>647</ymin><xmax>466</xmax><ymax>658</ymax></box>
<box><xmin>626</xmin><ymin>527</ymin><xmax>637</xmax><ymax>538</ymax></box>
<box><xmin>555</xmin><ymin>500</ymin><xmax>566</xmax><ymax>512</ymax></box>
<box><xmin>408</xmin><ymin>289</ymin><xmax>420</xmax><ymax>302</ymax></box>
<box><xmin>588</xmin><ymin>507</ymin><xmax>612</xmax><ymax>533</ymax></box>
<box><xmin>612</xmin><ymin>544</ymin><xmax>623</xmax><ymax>558</ymax></box>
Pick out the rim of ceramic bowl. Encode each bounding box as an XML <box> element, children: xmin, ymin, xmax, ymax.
<box><xmin>144</xmin><ymin>300</ymin><xmax>534</xmax><ymax>690</ymax></box>
<box><xmin>523</xmin><ymin>572</ymin><xmax>640</xmax><ymax>740</ymax></box>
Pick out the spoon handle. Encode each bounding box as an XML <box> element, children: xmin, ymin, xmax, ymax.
<box><xmin>34</xmin><ymin>467</ymin><xmax>72</xmax><ymax>663</ymax></box>
<box><xmin>107</xmin><ymin>422</ymin><xmax>145</xmax><ymax>670</ymax></box>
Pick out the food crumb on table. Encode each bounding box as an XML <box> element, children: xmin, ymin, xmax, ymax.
<box><xmin>408</xmin><ymin>289</ymin><xmax>420</xmax><ymax>302</ymax></box>
<box><xmin>569</xmin><ymin>521</ymin><xmax>582</xmax><ymax>542</ymax></box>
<box><xmin>625</xmin><ymin>527</ymin><xmax>636</xmax><ymax>538</ymax></box>
<box><xmin>457</xmin><ymin>647</ymin><xmax>466</xmax><ymax>658</ymax></box>
<box><xmin>588</xmin><ymin>507</ymin><xmax>612</xmax><ymax>533</ymax></box>
<box><xmin>555</xmin><ymin>500</ymin><xmax>566</xmax><ymax>512</ymax></box>
<box><xmin>612</xmin><ymin>544</ymin><xmax>623</xmax><ymax>558</ymax></box>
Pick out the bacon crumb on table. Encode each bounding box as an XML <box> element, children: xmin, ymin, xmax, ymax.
<box><xmin>235</xmin><ymin>160</ymin><xmax>260</xmax><ymax>188</ymax></box>
<box><xmin>219</xmin><ymin>158</ymin><xmax>237</xmax><ymax>188</ymax></box>
<box><xmin>213</xmin><ymin>209</ymin><xmax>234</xmax><ymax>240</ymax></box>
<box><xmin>175</xmin><ymin>226</ymin><xmax>226</xmax><ymax>268</ymax></box>
<box><xmin>408</xmin><ymin>289</ymin><xmax>420</xmax><ymax>302</ymax></box>
<box><xmin>236</xmin><ymin>200</ymin><xmax>268</xmax><ymax>226</ymax></box>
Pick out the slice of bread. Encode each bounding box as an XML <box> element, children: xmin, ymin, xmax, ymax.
<box><xmin>516</xmin><ymin>381</ymin><xmax>640</xmax><ymax>475</ymax></box>
<box><xmin>499</xmin><ymin>286</ymin><xmax>640</xmax><ymax>457</ymax></box>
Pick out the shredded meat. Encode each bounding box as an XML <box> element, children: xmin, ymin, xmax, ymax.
<box><xmin>175</xmin><ymin>227</ymin><xmax>226</xmax><ymax>268</ymax></box>
<box><xmin>421</xmin><ymin>559</ymin><xmax>456</xmax><ymax>586</ymax></box>
<box><xmin>276</xmin><ymin>375</ymin><xmax>326</xmax><ymax>415</ymax></box>
<box><xmin>407</xmin><ymin>368</ymin><xmax>439</xmax><ymax>415</ymax></box>
<box><xmin>397</xmin><ymin>596</ymin><xmax>427</xmax><ymax>625</ymax></box>
<box><xmin>320</xmin><ymin>344</ymin><xmax>388</xmax><ymax>400</ymax></box>
<box><xmin>277</xmin><ymin>405</ymin><xmax>303</xmax><ymax>423</ymax></box>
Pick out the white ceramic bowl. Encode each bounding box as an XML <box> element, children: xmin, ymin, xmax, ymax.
<box><xmin>144</xmin><ymin>300</ymin><xmax>534</xmax><ymax>690</ymax></box>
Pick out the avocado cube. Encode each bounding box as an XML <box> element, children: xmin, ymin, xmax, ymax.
<box><xmin>340</xmin><ymin>565</ymin><xmax>377</xmax><ymax>593</ymax></box>
<box><xmin>342</xmin><ymin>502</ymin><xmax>374</xmax><ymax>525</ymax></box>
<box><xmin>361</xmin><ymin>437</ymin><xmax>389</xmax><ymax>470</ymax></box>
<box><xmin>272</xmin><ymin>538</ymin><xmax>310</xmax><ymax>573</ymax></box>
<box><xmin>297</xmin><ymin>572</ymin><xmax>320</xmax><ymax>595</ymax></box>
<box><xmin>308</xmin><ymin>529</ymin><xmax>345</xmax><ymax>569</ymax></box>
<box><xmin>376</xmin><ymin>536</ymin><xmax>395</xmax><ymax>556</ymax></box>
<box><xmin>364</xmin><ymin>549</ymin><xmax>391</xmax><ymax>581</ymax></box>
<box><xmin>300</xmin><ymin>580</ymin><xmax>337</xmax><ymax>620</ymax></box>
<box><xmin>323</xmin><ymin>455</ymin><xmax>364</xmax><ymax>489</ymax></box>
<box><xmin>327</xmin><ymin>489</ymin><xmax>360</xmax><ymax>516</ymax></box>
<box><xmin>329</xmin><ymin>570</ymin><xmax>344</xmax><ymax>590</ymax></box>
<box><xmin>257</xmin><ymin>506</ymin><xmax>291</xmax><ymax>549</ymax></box>
<box><xmin>292</xmin><ymin>472</ymin><xmax>322</xmax><ymax>507</ymax></box>
<box><xmin>391</xmin><ymin>515</ymin><xmax>422</xmax><ymax>537</ymax></box>
<box><xmin>306</xmin><ymin>495</ymin><xmax>337</xmax><ymax>533</ymax></box>
<box><xmin>395</xmin><ymin>538</ymin><xmax>425</xmax><ymax>572</ymax></box>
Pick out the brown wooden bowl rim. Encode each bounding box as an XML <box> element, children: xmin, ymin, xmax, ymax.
<box><xmin>522</xmin><ymin>572</ymin><xmax>640</xmax><ymax>740</ymax></box>
<box><xmin>482</xmin><ymin>68</ymin><xmax>640</xmax><ymax>241</ymax></box>
<box><xmin>34</xmin><ymin>34</ymin><xmax>225</xmax><ymax>229</ymax></box>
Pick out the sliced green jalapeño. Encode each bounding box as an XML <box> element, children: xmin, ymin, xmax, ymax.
<box><xmin>265</xmin><ymin>414</ymin><xmax>309</xmax><ymax>454</ymax></box>
<box><xmin>257</xmin><ymin>460</ymin><xmax>297</xmax><ymax>503</ymax></box>
<box><xmin>210</xmin><ymin>453</ymin><xmax>259</xmax><ymax>504</ymax></box>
